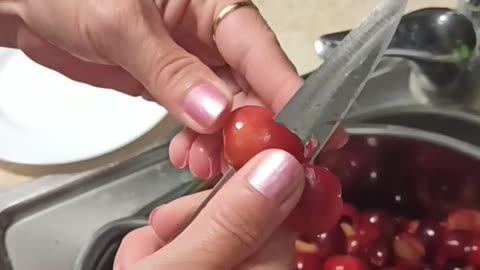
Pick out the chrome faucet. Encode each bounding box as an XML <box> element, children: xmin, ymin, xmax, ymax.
<box><xmin>458</xmin><ymin>0</ymin><xmax>480</xmax><ymax>57</ymax></box>
<box><xmin>458</xmin><ymin>0</ymin><xmax>480</xmax><ymax>35</ymax></box>
<box><xmin>314</xmin><ymin>7</ymin><xmax>478</xmax><ymax>108</ymax></box>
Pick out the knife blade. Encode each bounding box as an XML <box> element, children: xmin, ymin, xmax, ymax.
<box><xmin>274</xmin><ymin>0</ymin><xmax>406</xmax><ymax>160</ymax></box>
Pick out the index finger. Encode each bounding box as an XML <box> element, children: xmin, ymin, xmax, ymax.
<box><xmin>213</xmin><ymin>2</ymin><xmax>304</xmax><ymax>112</ymax></box>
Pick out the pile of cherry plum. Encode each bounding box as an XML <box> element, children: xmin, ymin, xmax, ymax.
<box><xmin>294</xmin><ymin>206</ymin><xmax>480</xmax><ymax>270</ymax></box>
<box><xmin>292</xmin><ymin>135</ymin><xmax>480</xmax><ymax>270</ymax></box>
<box><xmin>221</xmin><ymin>105</ymin><xmax>480</xmax><ymax>269</ymax></box>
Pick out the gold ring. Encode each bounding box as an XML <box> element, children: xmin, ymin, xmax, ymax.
<box><xmin>212</xmin><ymin>1</ymin><xmax>258</xmax><ymax>42</ymax></box>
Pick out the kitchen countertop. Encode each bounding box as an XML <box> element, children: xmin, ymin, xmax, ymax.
<box><xmin>0</xmin><ymin>0</ymin><xmax>457</xmax><ymax>191</ymax></box>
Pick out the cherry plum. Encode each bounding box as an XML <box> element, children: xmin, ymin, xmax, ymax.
<box><xmin>285</xmin><ymin>165</ymin><xmax>343</xmax><ymax>236</ymax></box>
<box><xmin>438</xmin><ymin>230</ymin><xmax>472</xmax><ymax>260</ymax></box>
<box><xmin>465</xmin><ymin>237</ymin><xmax>480</xmax><ymax>267</ymax></box>
<box><xmin>222</xmin><ymin>106</ymin><xmax>305</xmax><ymax>170</ymax></box>
<box><xmin>447</xmin><ymin>209</ymin><xmax>480</xmax><ymax>232</ymax></box>
<box><xmin>316</xmin><ymin>139</ymin><xmax>384</xmax><ymax>203</ymax></box>
<box><xmin>346</xmin><ymin>236</ymin><xmax>363</xmax><ymax>258</ymax></box>
<box><xmin>357</xmin><ymin>210</ymin><xmax>396</xmax><ymax>238</ymax></box>
<box><xmin>293</xmin><ymin>252</ymin><xmax>322</xmax><ymax>270</ymax></box>
<box><xmin>316</xmin><ymin>224</ymin><xmax>347</xmax><ymax>259</ymax></box>
<box><xmin>415</xmin><ymin>219</ymin><xmax>445</xmax><ymax>257</ymax></box>
<box><xmin>341</xmin><ymin>203</ymin><xmax>359</xmax><ymax>225</ymax></box>
<box><xmin>366</xmin><ymin>238</ymin><xmax>392</xmax><ymax>267</ymax></box>
<box><xmin>323</xmin><ymin>255</ymin><xmax>369</xmax><ymax>270</ymax></box>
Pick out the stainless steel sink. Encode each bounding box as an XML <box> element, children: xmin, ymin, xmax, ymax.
<box><xmin>348</xmin><ymin>106</ymin><xmax>480</xmax><ymax>146</ymax></box>
<box><xmin>304</xmin><ymin>58</ymin><xmax>480</xmax><ymax>147</ymax></box>
<box><xmin>342</xmin><ymin>59</ymin><xmax>480</xmax><ymax>146</ymax></box>
<box><xmin>4</xmin><ymin>2</ymin><xmax>480</xmax><ymax>270</ymax></box>
<box><xmin>345</xmin><ymin>60</ymin><xmax>480</xmax><ymax>145</ymax></box>
<box><xmin>2</xmin><ymin>60</ymin><xmax>480</xmax><ymax>270</ymax></box>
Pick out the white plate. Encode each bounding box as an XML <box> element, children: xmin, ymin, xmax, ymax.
<box><xmin>0</xmin><ymin>48</ymin><xmax>167</xmax><ymax>165</ymax></box>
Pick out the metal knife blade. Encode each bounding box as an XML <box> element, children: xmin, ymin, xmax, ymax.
<box><xmin>280</xmin><ymin>43</ymin><xmax>393</xmax><ymax>162</ymax></box>
<box><xmin>275</xmin><ymin>0</ymin><xmax>406</xmax><ymax>161</ymax></box>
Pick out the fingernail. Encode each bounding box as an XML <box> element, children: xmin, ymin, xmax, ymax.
<box><xmin>113</xmin><ymin>264</ymin><xmax>123</xmax><ymax>270</ymax></box>
<box><xmin>183</xmin><ymin>84</ymin><xmax>229</xmax><ymax>127</ymax></box>
<box><xmin>248</xmin><ymin>150</ymin><xmax>304</xmax><ymax>204</ymax></box>
<box><xmin>207</xmin><ymin>157</ymin><xmax>220</xmax><ymax>179</ymax></box>
<box><xmin>148</xmin><ymin>206</ymin><xmax>162</xmax><ymax>225</ymax></box>
<box><xmin>178</xmin><ymin>154</ymin><xmax>188</xmax><ymax>169</ymax></box>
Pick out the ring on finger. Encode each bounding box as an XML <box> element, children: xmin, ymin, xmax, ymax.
<box><xmin>212</xmin><ymin>1</ymin><xmax>259</xmax><ymax>42</ymax></box>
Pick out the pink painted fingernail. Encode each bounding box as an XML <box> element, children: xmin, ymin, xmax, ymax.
<box><xmin>178</xmin><ymin>153</ymin><xmax>188</xmax><ymax>169</ymax></box>
<box><xmin>148</xmin><ymin>206</ymin><xmax>162</xmax><ymax>225</ymax></box>
<box><xmin>207</xmin><ymin>157</ymin><xmax>221</xmax><ymax>179</ymax></box>
<box><xmin>248</xmin><ymin>150</ymin><xmax>304</xmax><ymax>204</ymax></box>
<box><xmin>183</xmin><ymin>84</ymin><xmax>229</xmax><ymax>127</ymax></box>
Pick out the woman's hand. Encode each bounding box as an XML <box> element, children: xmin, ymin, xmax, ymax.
<box><xmin>114</xmin><ymin>149</ymin><xmax>305</xmax><ymax>270</ymax></box>
<box><xmin>1</xmin><ymin>0</ymin><xmax>304</xmax><ymax>179</ymax></box>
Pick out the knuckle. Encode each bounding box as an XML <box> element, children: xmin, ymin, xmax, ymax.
<box><xmin>237</xmin><ymin>27</ymin><xmax>277</xmax><ymax>77</ymax></box>
<box><xmin>82</xmin><ymin>0</ymin><xmax>140</xmax><ymax>54</ymax></box>
<box><xmin>148</xmin><ymin>47</ymin><xmax>199</xmax><ymax>94</ymax></box>
<box><xmin>210</xmin><ymin>203</ymin><xmax>260</xmax><ymax>251</ymax></box>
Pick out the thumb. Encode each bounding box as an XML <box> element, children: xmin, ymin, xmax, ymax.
<box><xmin>153</xmin><ymin>149</ymin><xmax>305</xmax><ymax>269</ymax></box>
<box><xmin>98</xmin><ymin>0</ymin><xmax>232</xmax><ymax>134</ymax></box>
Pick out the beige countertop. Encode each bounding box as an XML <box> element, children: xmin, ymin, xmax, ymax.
<box><xmin>0</xmin><ymin>0</ymin><xmax>457</xmax><ymax>191</ymax></box>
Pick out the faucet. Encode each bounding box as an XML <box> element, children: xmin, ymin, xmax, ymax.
<box><xmin>314</xmin><ymin>7</ymin><xmax>479</xmax><ymax>108</ymax></box>
<box><xmin>456</xmin><ymin>0</ymin><xmax>480</xmax><ymax>111</ymax></box>
<box><xmin>458</xmin><ymin>0</ymin><xmax>480</xmax><ymax>39</ymax></box>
